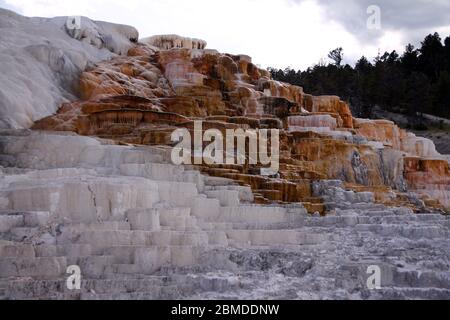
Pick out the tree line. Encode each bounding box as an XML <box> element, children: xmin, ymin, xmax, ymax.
<box><xmin>269</xmin><ymin>33</ymin><xmax>450</xmax><ymax>128</ymax></box>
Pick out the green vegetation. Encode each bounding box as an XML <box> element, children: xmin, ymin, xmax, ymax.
<box><xmin>269</xmin><ymin>33</ymin><xmax>450</xmax><ymax>123</ymax></box>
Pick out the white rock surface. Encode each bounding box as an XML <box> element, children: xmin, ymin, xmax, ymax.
<box><xmin>141</xmin><ymin>34</ymin><xmax>207</xmax><ymax>50</ymax></box>
<box><xmin>0</xmin><ymin>130</ymin><xmax>449</xmax><ymax>300</ymax></box>
<box><xmin>0</xmin><ymin>9</ymin><xmax>138</xmax><ymax>129</ymax></box>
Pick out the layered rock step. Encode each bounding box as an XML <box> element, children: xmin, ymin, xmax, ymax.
<box><xmin>1</xmin><ymin>131</ymin><xmax>449</xmax><ymax>300</ymax></box>
<box><xmin>29</xmin><ymin>41</ymin><xmax>450</xmax><ymax>214</ymax></box>
<box><xmin>31</xmin><ymin>42</ymin><xmax>450</xmax><ymax>213</ymax></box>
<box><xmin>1</xmin><ymin>12</ymin><xmax>449</xmax><ymax>300</ymax></box>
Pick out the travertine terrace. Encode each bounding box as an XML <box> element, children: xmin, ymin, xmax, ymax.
<box><xmin>1</xmin><ymin>10</ymin><xmax>450</xmax><ymax>300</ymax></box>
<box><xmin>34</xmin><ymin>35</ymin><xmax>450</xmax><ymax>214</ymax></box>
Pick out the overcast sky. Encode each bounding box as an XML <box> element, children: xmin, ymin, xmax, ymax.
<box><xmin>2</xmin><ymin>0</ymin><xmax>450</xmax><ymax>70</ymax></box>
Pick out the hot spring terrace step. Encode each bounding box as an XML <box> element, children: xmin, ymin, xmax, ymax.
<box><xmin>110</xmin><ymin>245</ymin><xmax>206</xmax><ymax>275</ymax></box>
<box><xmin>202</xmin><ymin>176</ymin><xmax>237</xmax><ymax>187</ymax></box>
<box><xmin>34</xmin><ymin>244</ymin><xmax>92</xmax><ymax>258</ymax></box>
<box><xmin>205</xmin><ymin>221</ymin><xmax>305</xmax><ymax>231</ymax></box>
<box><xmin>0</xmin><ymin>215</ymin><xmax>24</xmax><ymax>233</ymax></box>
<box><xmin>75</xmin><ymin>230</ymin><xmax>210</xmax><ymax>254</ymax></box>
<box><xmin>80</xmin><ymin>288</ymin><xmax>179</xmax><ymax>300</ymax></box>
<box><xmin>0</xmin><ymin>211</ymin><xmax>51</xmax><ymax>229</ymax></box>
<box><xmin>0</xmin><ymin>244</ymin><xmax>36</xmax><ymax>259</ymax></box>
<box><xmin>5</xmin><ymin>277</ymin><xmax>170</xmax><ymax>300</ymax></box>
<box><xmin>62</xmin><ymin>221</ymin><xmax>132</xmax><ymax>232</ymax></box>
<box><xmin>253</xmin><ymin>194</ymin><xmax>271</xmax><ymax>205</ymax></box>
<box><xmin>7</xmin><ymin>227</ymin><xmax>40</xmax><ymax>242</ymax></box>
<box><xmin>225</xmin><ymin>229</ymin><xmax>329</xmax><ymax>246</ymax></box>
<box><xmin>355</xmin><ymin>224</ymin><xmax>448</xmax><ymax>239</ymax></box>
<box><xmin>254</xmin><ymin>189</ymin><xmax>282</xmax><ymax>202</ymax></box>
<box><xmin>119</xmin><ymin>163</ymin><xmax>185</xmax><ymax>181</ymax></box>
<box><xmin>66</xmin><ymin>255</ymin><xmax>117</xmax><ymax>278</ymax></box>
<box><xmin>367</xmin><ymin>214</ymin><xmax>446</xmax><ymax>225</ymax></box>
<box><xmin>375</xmin><ymin>287</ymin><xmax>450</xmax><ymax>300</ymax></box>
<box><xmin>302</xmin><ymin>202</ymin><xmax>326</xmax><ymax>215</ymax></box>
<box><xmin>304</xmin><ymin>216</ymin><xmax>368</xmax><ymax>227</ymax></box>
<box><xmin>158</xmin><ymin>181</ymin><xmax>200</xmax><ymax>206</ymax></box>
<box><xmin>205</xmin><ymin>185</ymin><xmax>254</xmax><ymax>203</ymax></box>
<box><xmin>159</xmin><ymin>207</ymin><xmax>199</xmax><ymax>231</ymax></box>
<box><xmin>205</xmin><ymin>190</ymin><xmax>240</xmax><ymax>207</ymax></box>
<box><xmin>303</xmin><ymin>213</ymin><xmax>447</xmax><ymax>228</ymax></box>
<box><xmin>203</xmin><ymin>168</ymin><xmax>242</xmax><ymax>176</ymax></box>
<box><xmin>393</xmin><ymin>270</ymin><xmax>450</xmax><ymax>290</ymax></box>
<box><xmin>217</xmin><ymin>206</ymin><xmax>300</xmax><ymax>225</ymax></box>
<box><xmin>0</xmin><ymin>257</ymin><xmax>67</xmax><ymax>278</ymax></box>
<box><xmin>103</xmin><ymin>244</ymin><xmax>210</xmax><ymax>265</ymax></box>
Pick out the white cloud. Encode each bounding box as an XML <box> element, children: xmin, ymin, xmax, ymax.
<box><xmin>2</xmin><ymin>0</ymin><xmax>437</xmax><ymax>69</ymax></box>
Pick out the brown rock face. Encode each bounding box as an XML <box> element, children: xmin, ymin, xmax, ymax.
<box><xmin>33</xmin><ymin>41</ymin><xmax>450</xmax><ymax>213</ymax></box>
<box><xmin>354</xmin><ymin>119</ymin><xmax>404</xmax><ymax>149</ymax></box>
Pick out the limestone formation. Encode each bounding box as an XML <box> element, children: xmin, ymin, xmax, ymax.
<box><xmin>0</xmin><ymin>10</ymin><xmax>450</xmax><ymax>300</ymax></box>
<box><xmin>141</xmin><ymin>35</ymin><xmax>207</xmax><ymax>50</ymax></box>
<box><xmin>0</xmin><ymin>8</ymin><xmax>138</xmax><ymax>129</ymax></box>
<box><xmin>33</xmin><ymin>39</ymin><xmax>450</xmax><ymax>213</ymax></box>
<box><xmin>1</xmin><ymin>130</ymin><xmax>449</xmax><ymax>300</ymax></box>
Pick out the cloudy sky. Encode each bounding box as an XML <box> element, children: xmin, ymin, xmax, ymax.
<box><xmin>1</xmin><ymin>0</ymin><xmax>450</xmax><ymax>70</ymax></box>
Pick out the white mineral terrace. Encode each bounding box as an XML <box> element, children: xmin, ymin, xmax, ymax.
<box><xmin>0</xmin><ymin>8</ymin><xmax>449</xmax><ymax>300</ymax></box>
